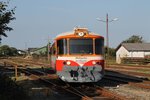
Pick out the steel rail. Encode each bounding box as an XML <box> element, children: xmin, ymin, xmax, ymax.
<box><xmin>21</xmin><ymin>68</ymin><xmax>92</xmax><ymax>100</ymax></box>
<box><xmin>65</xmin><ymin>83</ymin><xmax>93</xmax><ymax>100</ymax></box>
<box><xmin>93</xmin><ymin>84</ymin><xmax>129</xmax><ymax>100</ymax></box>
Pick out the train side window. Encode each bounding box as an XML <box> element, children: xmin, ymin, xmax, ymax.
<box><xmin>57</xmin><ymin>39</ymin><xmax>67</xmax><ymax>55</ymax></box>
<box><xmin>95</xmin><ymin>38</ymin><xmax>104</xmax><ymax>54</ymax></box>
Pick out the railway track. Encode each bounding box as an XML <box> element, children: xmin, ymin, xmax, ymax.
<box><xmin>21</xmin><ymin>68</ymin><xmax>112</xmax><ymax>100</ymax></box>
<box><xmin>21</xmin><ymin>67</ymin><xmax>125</xmax><ymax>100</ymax></box>
<box><xmin>106</xmin><ymin>64</ymin><xmax>150</xmax><ymax>78</ymax></box>
<box><xmin>0</xmin><ymin>59</ymin><xmax>128</xmax><ymax>100</ymax></box>
<box><xmin>103</xmin><ymin>70</ymin><xmax>150</xmax><ymax>90</ymax></box>
<box><xmin>1</xmin><ymin>58</ymin><xmax>150</xmax><ymax>99</ymax></box>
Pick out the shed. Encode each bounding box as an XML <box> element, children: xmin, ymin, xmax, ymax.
<box><xmin>30</xmin><ymin>46</ymin><xmax>47</xmax><ymax>55</ymax></box>
<box><xmin>116</xmin><ymin>43</ymin><xmax>150</xmax><ymax>64</ymax></box>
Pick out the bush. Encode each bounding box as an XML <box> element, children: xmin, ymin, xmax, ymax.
<box><xmin>122</xmin><ymin>57</ymin><xmax>150</xmax><ymax>65</ymax></box>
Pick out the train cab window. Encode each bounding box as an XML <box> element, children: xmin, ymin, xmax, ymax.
<box><xmin>95</xmin><ymin>38</ymin><xmax>104</xmax><ymax>54</ymax></box>
<box><xmin>57</xmin><ymin>39</ymin><xmax>67</xmax><ymax>55</ymax></box>
<box><xmin>69</xmin><ymin>39</ymin><xmax>93</xmax><ymax>54</ymax></box>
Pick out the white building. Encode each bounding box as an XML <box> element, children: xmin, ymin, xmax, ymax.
<box><xmin>116</xmin><ymin>43</ymin><xmax>150</xmax><ymax>64</ymax></box>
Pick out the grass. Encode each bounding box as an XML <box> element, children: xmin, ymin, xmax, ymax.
<box><xmin>106</xmin><ymin>57</ymin><xmax>150</xmax><ymax>67</ymax></box>
<box><xmin>135</xmin><ymin>70</ymin><xmax>150</xmax><ymax>74</ymax></box>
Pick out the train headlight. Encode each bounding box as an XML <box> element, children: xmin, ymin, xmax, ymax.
<box><xmin>61</xmin><ymin>76</ymin><xmax>65</xmax><ymax>81</ymax></box>
<box><xmin>92</xmin><ymin>61</ymin><xmax>96</xmax><ymax>65</ymax></box>
<box><xmin>78</xmin><ymin>32</ymin><xmax>85</xmax><ymax>37</ymax></box>
<box><xmin>66</xmin><ymin>61</ymin><xmax>71</xmax><ymax>65</ymax></box>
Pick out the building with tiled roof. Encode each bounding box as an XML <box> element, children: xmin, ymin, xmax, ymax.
<box><xmin>116</xmin><ymin>43</ymin><xmax>150</xmax><ymax>64</ymax></box>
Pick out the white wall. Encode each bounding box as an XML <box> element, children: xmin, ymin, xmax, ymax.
<box><xmin>129</xmin><ymin>51</ymin><xmax>144</xmax><ymax>58</ymax></box>
<box><xmin>144</xmin><ymin>52</ymin><xmax>150</xmax><ymax>56</ymax></box>
<box><xmin>116</xmin><ymin>46</ymin><xmax>129</xmax><ymax>64</ymax></box>
<box><xmin>116</xmin><ymin>46</ymin><xmax>150</xmax><ymax>64</ymax></box>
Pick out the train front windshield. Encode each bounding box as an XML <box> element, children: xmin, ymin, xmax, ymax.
<box><xmin>69</xmin><ymin>39</ymin><xmax>93</xmax><ymax>54</ymax></box>
<box><xmin>57</xmin><ymin>38</ymin><xmax>104</xmax><ymax>55</ymax></box>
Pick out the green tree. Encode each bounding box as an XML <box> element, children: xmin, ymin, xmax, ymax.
<box><xmin>10</xmin><ymin>47</ymin><xmax>18</xmax><ymax>56</ymax></box>
<box><xmin>0</xmin><ymin>45</ymin><xmax>11</xmax><ymax>56</ymax></box>
<box><xmin>122</xmin><ymin>35</ymin><xmax>143</xmax><ymax>43</ymax></box>
<box><xmin>109</xmin><ymin>47</ymin><xmax>116</xmax><ymax>57</ymax></box>
<box><xmin>105</xmin><ymin>46</ymin><xmax>116</xmax><ymax>57</ymax></box>
<box><xmin>0</xmin><ymin>45</ymin><xmax>18</xmax><ymax>56</ymax></box>
<box><xmin>0</xmin><ymin>1</ymin><xmax>15</xmax><ymax>44</ymax></box>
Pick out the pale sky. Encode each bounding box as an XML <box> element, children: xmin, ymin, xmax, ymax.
<box><xmin>2</xmin><ymin>0</ymin><xmax>150</xmax><ymax>49</ymax></box>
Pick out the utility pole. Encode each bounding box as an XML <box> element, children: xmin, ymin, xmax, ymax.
<box><xmin>106</xmin><ymin>13</ymin><xmax>109</xmax><ymax>60</ymax></box>
<box><xmin>97</xmin><ymin>13</ymin><xmax>118</xmax><ymax>67</ymax></box>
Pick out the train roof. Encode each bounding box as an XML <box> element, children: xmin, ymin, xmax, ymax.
<box><xmin>55</xmin><ymin>28</ymin><xmax>103</xmax><ymax>39</ymax></box>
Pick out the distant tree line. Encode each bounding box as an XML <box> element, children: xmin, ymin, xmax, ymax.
<box><xmin>0</xmin><ymin>45</ymin><xmax>18</xmax><ymax>56</ymax></box>
<box><xmin>122</xmin><ymin>35</ymin><xmax>143</xmax><ymax>43</ymax></box>
<box><xmin>105</xmin><ymin>47</ymin><xmax>115</xmax><ymax>58</ymax></box>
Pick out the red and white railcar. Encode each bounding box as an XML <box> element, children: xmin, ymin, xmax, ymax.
<box><xmin>50</xmin><ymin>28</ymin><xmax>104</xmax><ymax>82</ymax></box>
